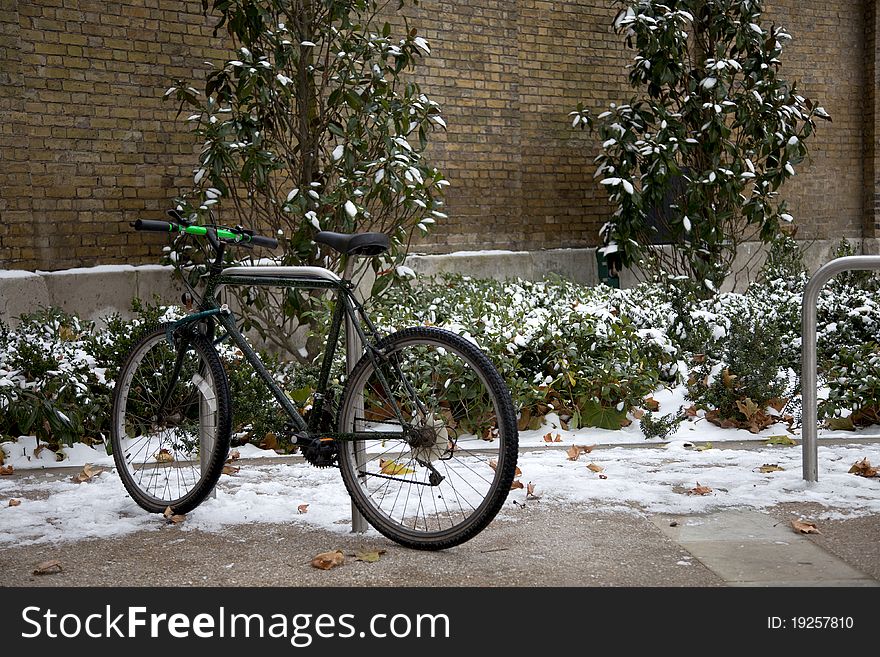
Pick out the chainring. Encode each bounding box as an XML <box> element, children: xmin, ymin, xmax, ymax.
<box><xmin>302</xmin><ymin>437</ymin><xmax>338</xmax><ymax>469</ymax></box>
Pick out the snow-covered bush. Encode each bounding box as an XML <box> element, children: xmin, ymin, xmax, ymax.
<box><xmin>0</xmin><ymin>308</ymin><xmax>110</xmax><ymax>448</ymax></box>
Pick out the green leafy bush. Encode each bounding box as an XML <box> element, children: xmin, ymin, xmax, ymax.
<box><xmin>819</xmin><ymin>343</ymin><xmax>880</xmax><ymax>428</ymax></box>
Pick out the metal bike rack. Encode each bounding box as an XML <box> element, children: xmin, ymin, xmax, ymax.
<box><xmin>801</xmin><ymin>255</ymin><xmax>880</xmax><ymax>482</ymax></box>
<box><xmin>345</xmin><ymin>258</ymin><xmax>369</xmax><ymax>533</ymax></box>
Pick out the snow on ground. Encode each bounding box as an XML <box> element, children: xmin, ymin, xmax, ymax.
<box><xmin>1</xmin><ymin>430</ymin><xmax>878</xmax><ymax>546</ymax></box>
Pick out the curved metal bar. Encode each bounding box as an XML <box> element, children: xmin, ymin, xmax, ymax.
<box><xmin>801</xmin><ymin>256</ymin><xmax>880</xmax><ymax>482</ymax></box>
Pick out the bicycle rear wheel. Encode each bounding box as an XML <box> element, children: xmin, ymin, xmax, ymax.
<box><xmin>337</xmin><ymin>327</ymin><xmax>518</xmax><ymax>550</ymax></box>
<box><xmin>110</xmin><ymin>324</ymin><xmax>232</xmax><ymax>514</ymax></box>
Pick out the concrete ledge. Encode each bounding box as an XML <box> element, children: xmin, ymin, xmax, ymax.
<box><xmin>406</xmin><ymin>248</ymin><xmax>599</xmax><ymax>285</ymax></box>
<box><xmin>0</xmin><ymin>265</ymin><xmax>182</xmax><ymax>326</ymax></box>
<box><xmin>0</xmin><ymin>237</ymin><xmax>871</xmax><ymax>326</ymax></box>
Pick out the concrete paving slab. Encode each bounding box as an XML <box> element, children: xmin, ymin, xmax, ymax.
<box><xmin>653</xmin><ymin>510</ymin><xmax>877</xmax><ymax>586</ymax></box>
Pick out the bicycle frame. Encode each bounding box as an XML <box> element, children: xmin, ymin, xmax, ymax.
<box><xmin>168</xmin><ymin>263</ymin><xmax>406</xmax><ymax>444</ymax></box>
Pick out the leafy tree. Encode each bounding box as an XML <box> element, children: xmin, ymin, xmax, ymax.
<box><xmin>572</xmin><ymin>0</ymin><xmax>830</xmax><ymax>293</ymax></box>
<box><xmin>167</xmin><ymin>0</ymin><xmax>447</xmax><ymax>358</ymax></box>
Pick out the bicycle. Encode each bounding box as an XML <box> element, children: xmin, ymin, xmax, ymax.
<box><xmin>111</xmin><ymin>213</ymin><xmax>519</xmax><ymax>549</ymax></box>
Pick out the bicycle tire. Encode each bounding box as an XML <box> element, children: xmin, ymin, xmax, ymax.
<box><xmin>110</xmin><ymin>323</ymin><xmax>232</xmax><ymax>514</ymax></box>
<box><xmin>337</xmin><ymin>327</ymin><xmax>518</xmax><ymax>550</ymax></box>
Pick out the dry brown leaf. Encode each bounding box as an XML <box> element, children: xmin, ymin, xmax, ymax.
<box><xmin>353</xmin><ymin>549</ymin><xmax>386</xmax><ymax>563</ymax></box>
<box><xmin>510</xmin><ymin>480</ymin><xmax>524</xmax><ymax>490</ymax></box>
<box><xmin>586</xmin><ymin>462</ymin><xmax>604</xmax><ymax>473</ymax></box>
<box><xmin>791</xmin><ymin>519</ymin><xmax>821</xmax><ymax>534</ymax></box>
<box><xmin>0</xmin><ymin>465</ymin><xmax>14</xmax><ymax>475</ymax></box>
<box><xmin>0</xmin><ymin>449</ymin><xmax>4</xmax><ymax>466</ymax></box>
<box><xmin>566</xmin><ymin>445</ymin><xmax>581</xmax><ymax>461</ymax></box>
<box><xmin>260</xmin><ymin>433</ymin><xmax>279</xmax><ymax>451</ymax></box>
<box><xmin>310</xmin><ymin>550</ymin><xmax>345</xmax><ymax>570</ymax></box>
<box><xmin>514</xmin><ymin>465</ymin><xmax>522</xmax><ymax>477</ymax></box>
<box><xmin>848</xmin><ymin>458</ymin><xmax>879</xmax><ymax>478</ymax></box>
<box><xmin>542</xmin><ymin>432</ymin><xmax>554</xmax><ymax>443</ymax></box>
<box><xmin>687</xmin><ymin>482</ymin><xmax>713</xmax><ymax>496</ymax></box>
<box><xmin>33</xmin><ymin>559</ymin><xmax>62</xmax><ymax>576</ymax></box>
<box><xmin>168</xmin><ymin>514</ymin><xmax>186</xmax><ymax>524</ymax></box>
<box><xmin>488</xmin><ymin>460</ymin><xmax>497</xmax><ymax>471</ymax></box>
<box><xmin>71</xmin><ymin>463</ymin><xmax>106</xmax><ymax>484</ymax></box>
<box><xmin>721</xmin><ymin>369</ymin><xmax>737</xmax><ymax>389</ymax></box>
<box><xmin>553</xmin><ymin>434</ymin><xmax>562</xmax><ymax>442</ymax></box>
<box><xmin>222</xmin><ymin>465</ymin><xmax>240</xmax><ymax>476</ymax></box>
<box><xmin>9</xmin><ymin>499</ymin><xmax>21</xmax><ymax>507</ymax></box>
<box><xmin>526</xmin><ymin>482</ymin><xmax>539</xmax><ymax>499</ymax></box>
<box><xmin>154</xmin><ymin>449</ymin><xmax>174</xmax><ymax>464</ymax></box>
<box><xmin>644</xmin><ymin>397</ymin><xmax>660</xmax><ymax>412</ymax></box>
<box><xmin>767</xmin><ymin>397</ymin><xmax>788</xmax><ymax>412</ymax></box>
<box><xmin>631</xmin><ymin>408</ymin><xmax>645</xmax><ymax>420</ymax></box>
<box><xmin>297</xmin><ymin>504</ymin><xmax>309</xmax><ymax>514</ymax></box>
<box><xmin>227</xmin><ymin>449</ymin><xmax>241</xmax><ymax>462</ymax></box>
<box><xmin>684</xmin><ymin>405</ymin><xmax>698</xmax><ymax>417</ymax></box>
<box><xmin>163</xmin><ymin>506</ymin><xmax>174</xmax><ymax>518</ymax></box>
<box><xmin>758</xmin><ymin>464</ymin><xmax>784</xmax><ymax>473</ymax></box>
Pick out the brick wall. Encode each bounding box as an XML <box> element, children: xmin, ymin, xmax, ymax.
<box><xmin>0</xmin><ymin>0</ymin><xmax>227</xmax><ymax>270</ymax></box>
<box><xmin>0</xmin><ymin>0</ymin><xmax>875</xmax><ymax>269</ymax></box>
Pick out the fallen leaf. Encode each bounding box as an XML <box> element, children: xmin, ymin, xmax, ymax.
<box><xmin>758</xmin><ymin>464</ymin><xmax>784</xmax><ymax>473</ymax></box>
<box><xmin>687</xmin><ymin>483</ymin><xmax>713</xmax><ymax>496</ymax></box>
<box><xmin>553</xmin><ymin>434</ymin><xmax>562</xmax><ymax>442</ymax></box>
<box><xmin>33</xmin><ymin>559</ymin><xmax>63</xmax><ymax>576</ymax></box>
<box><xmin>848</xmin><ymin>458</ymin><xmax>879</xmax><ymax>478</ymax></box>
<box><xmin>227</xmin><ymin>449</ymin><xmax>241</xmax><ymax>462</ymax></box>
<box><xmin>765</xmin><ymin>435</ymin><xmax>797</xmax><ymax>446</ymax></box>
<box><xmin>586</xmin><ymin>462</ymin><xmax>604</xmax><ymax>473</ymax></box>
<box><xmin>695</xmin><ymin>442</ymin><xmax>713</xmax><ymax>451</ymax></box>
<box><xmin>489</xmin><ymin>460</ymin><xmax>497</xmax><ymax>471</ymax></box>
<box><xmin>526</xmin><ymin>482</ymin><xmax>539</xmax><ymax>499</ymax></box>
<box><xmin>826</xmin><ymin>416</ymin><xmax>855</xmax><ymax>431</ymax></box>
<box><xmin>353</xmin><ymin>549</ymin><xmax>386</xmax><ymax>563</ymax></box>
<box><xmin>260</xmin><ymin>432</ymin><xmax>279</xmax><ymax>450</ymax></box>
<box><xmin>721</xmin><ymin>369</ymin><xmax>737</xmax><ymax>389</ymax></box>
<box><xmin>71</xmin><ymin>463</ymin><xmax>107</xmax><ymax>484</ymax></box>
<box><xmin>297</xmin><ymin>504</ymin><xmax>309</xmax><ymax>514</ymax></box>
<box><xmin>168</xmin><ymin>514</ymin><xmax>186</xmax><ymax>524</ymax></box>
<box><xmin>542</xmin><ymin>432</ymin><xmax>554</xmax><ymax>443</ymax></box>
<box><xmin>0</xmin><ymin>465</ymin><xmax>14</xmax><ymax>475</ymax></box>
<box><xmin>222</xmin><ymin>464</ymin><xmax>240</xmax><ymax>475</ymax></box>
<box><xmin>154</xmin><ymin>449</ymin><xmax>174</xmax><ymax>464</ymax></box>
<box><xmin>514</xmin><ymin>465</ymin><xmax>522</xmax><ymax>477</ymax></box>
<box><xmin>631</xmin><ymin>408</ymin><xmax>645</xmax><ymax>420</ymax></box>
<box><xmin>379</xmin><ymin>459</ymin><xmax>415</xmax><ymax>475</ymax></box>
<box><xmin>566</xmin><ymin>445</ymin><xmax>594</xmax><ymax>461</ymax></box>
<box><xmin>684</xmin><ymin>405</ymin><xmax>698</xmax><ymax>417</ymax></box>
<box><xmin>767</xmin><ymin>397</ymin><xmax>788</xmax><ymax>412</ymax></box>
<box><xmin>791</xmin><ymin>519</ymin><xmax>821</xmax><ymax>534</ymax></box>
<box><xmin>163</xmin><ymin>506</ymin><xmax>174</xmax><ymax>518</ymax></box>
<box><xmin>9</xmin><ymin>499</ymin><xmax>21</xmax><ymax>507</ymax></box>
<box><xmin>310</xmin><ymin>550</ymin><xmax>345</xmax><ymax>570</ymax></box>
<box><xmin>644</xmin><ymin>397</ymin><xmax>660</xmax><ymax>412</ymax></box>
<box><xmin>510</xmin><ymin>480</ymin><xmax>524</xmax><ymax>490</ymax></box>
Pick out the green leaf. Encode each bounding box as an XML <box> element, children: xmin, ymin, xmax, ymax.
<box><xmin>580</xmin><ymin>400</ymin><xmax>628</xmax><ymax>430</ymax></box>
<box><xmin>764</xmin><ymin>435</ymin><xmax>797</xmax><ymax>446</ymax></box>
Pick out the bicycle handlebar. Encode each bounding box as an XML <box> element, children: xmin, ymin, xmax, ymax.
<box><xmin>132</xmin><ymin>218</ymin><xmax>278</xmax><ymax>249</ymax></box>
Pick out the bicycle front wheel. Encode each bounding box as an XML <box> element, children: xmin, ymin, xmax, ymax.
<box><xmin>110</xmin><ymin>324</ymin><xmax>232</xmax><ymax>514</ymax></box>
<box><xmin>337</xmin><ymin>327</ymin><xmax>518</xmax><ymax>550</ymax></box>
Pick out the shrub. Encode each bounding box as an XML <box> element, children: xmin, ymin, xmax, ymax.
<box><xmin>686</xmin><ymin>313</ymin><xmax>787</xmax><ymax>431</ymax></box>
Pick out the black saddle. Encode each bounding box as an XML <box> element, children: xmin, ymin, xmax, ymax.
<box><xmin>314</xmin><ymin>231</ymin><xmax>389</xmax><ymax>256</ymax></box>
